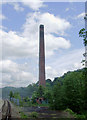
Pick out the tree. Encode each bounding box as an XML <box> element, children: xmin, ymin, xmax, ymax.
<box><xmin>48</xmin><ymin>70</ymin><xmax>85</xmax><ymax>113</ymax></box>
<box><xmin>43</xmin><ymin>87</ymin><xmax>52</xmax><ymax>104</ymax></box>
<box><xmin>13</xmin><ymin>92</ymin><xmax>21</xmax><ymax>100</ymax></box>
<box><xmin>31</xmin><ymin>85</ymin><xmax>45</xmax><ymax>104</ymax></box>
<box><xmin>79</xmin><ymin>28</ymin><xmax>87</xmax><ymax>46</ymax></box>
<box><xmin>49</xmin><ymin>82</ymin><xmax>66</xmax><ymax>110</ymax></box>
<box><xmin>37</xmin><ymin>85</ymin><xmax>45</xmax><ymax>97</ymax></box>
<box><xmin>79</xmin><ymin>28</ymin><xmax>87</xmax><ymax>112</ymax></box>
<box><xmin>63</xmin><ymin>71</ymin><xmax>84</xmax><ymax>113</ymax></box>
<box><xmin>79</xmin><ymin>28</ymin><xmax>87</xmax><ymax>66</ymax></box>
<box><xmin>9</xmin><ymin>91</ymin><xmax>13</xmax><ymax>100</ymax></box>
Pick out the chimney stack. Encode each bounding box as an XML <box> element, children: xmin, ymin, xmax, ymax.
<box><xmin>85</xmin><ymin>1</ymin><xmax>87</xmax><ymax>68</ymax></box>
<box><xmin>39</xmin><ymin>25</ymin><xmax>46</xmax><ymax>86</ymax></box>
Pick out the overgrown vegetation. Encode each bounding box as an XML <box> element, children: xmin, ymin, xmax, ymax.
<box><xmin>65</xmin><ymin>108</ymin><xmax>86</xmax><ymax>119</ymax></box>
<box><xmin>49</xmin><ymin>70</ymin><xmax>87</xmax><ymax>116</ymax></box>
<box><xmin>29</xmin><ymin>112</ymin><xmax>39</xmax><ymax>118</ymax></box>
<box><xmin>20</xmin><ymin>112</ymin><xmax>28</xmax><ymax>118</ymax></box>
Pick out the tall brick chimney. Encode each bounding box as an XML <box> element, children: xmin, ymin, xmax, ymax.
<box><xmin>39</xmin><ymin>25</ymin><xmax>46</xmax><ymax>86</ymax></box>
<box><xmin>85</xmin><ymin>1</ymin><xmax>87</xmax><ymax>68</ymax></box>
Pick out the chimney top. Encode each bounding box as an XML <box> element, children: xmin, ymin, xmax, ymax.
<box><xmin>40</xmin><ymin>24</ymin><xmax>44</xmax><ymax>28</ymax></box>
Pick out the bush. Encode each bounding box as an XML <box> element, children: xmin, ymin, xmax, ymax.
<box><xmin>20</xmin><ymin>112</ymin><xmax>28</xmax><ymax>118</ymax></box>
<box><xmin>65</xmin><ymin>108</ymin><xmax>86</xmax><ymax>119</ymax></box>
<box><xmin>29</xmin><ymin>112</ymin><xmax>39</xmax><ymax>118</ymax></box>
<box><xmin>65</xmin><ymin>108</ymin><xmax>75</xmax><ymax>115</ymax></box>
<box><xmin>76</xmin><ymin>114</ymin><xmax>86</xmax><ymax>119</ymax></box>
<box><xmin>49</xmin><ymin>83</ymin><xmax>66</xmax><ymax>110</ymax></box>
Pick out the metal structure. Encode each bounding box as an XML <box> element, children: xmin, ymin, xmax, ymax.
<box><xmin>39</xmin><ymin>25</ymin><xmax>46</xmax><ymax>86</ymax></box>
<box><xmin>85</xmin><ymin>1</ymin><xmax>87</xmax><ymax>68</ymax></box>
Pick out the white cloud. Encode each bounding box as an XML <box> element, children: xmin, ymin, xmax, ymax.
<box><xmin>54</xmin><ymin>49</ymin><xmax>84</xmax><ymax>69</ymax></box>
<box><xmin>46</xmin><ymin>66</ymin><xmax>58</xmax><ymax>80</ymax></box>
<box><xmin>45</xmin><ymin>34</ymin><xmax>71</xmax><ymax>57</ymax></box>
<box><xmin>23</xmin><ymin>12</ymin><xmax>71</xmax><ymax>36</ymax></box>
<box><xmin>73</xmin><ymin>62</ymin><xmax>82</xmax><ymax>68</ymax></box>
<box><xmin>1</xmin><ymin>30</ymin><xmax>38</xmax><ymax>59</ymax></box>
<box><xmin>40</xmin><ymin>12</ymin><xmax>71</xmax><ymax>34</ymax></box>
<box><xmin>46</xmin><ymin>48</ymin><xmax>84</xmax><ymax>80</ymax></box>
<box><xmin>77</xmin><ymin>12</ymin><xmax>85</xmax><ymax>19</ymax></box>
<box><xmin>0</xmin><ymin>14</ymin><xmax>6</xmax><ymax>20</ymax></box>
<box><xmin>1</xmin><ymin>12</ymin><xmax>71</xmax><ymax>59</ymax></box>
<box><xmin>0</xmin><ymin>45</ymin><xmax>84</xmax><ymax>87</ymax></box>
<box><xmin>22</xmin><ymin>12</ymin><xmax>71</xmax><ymax>57</ymax></box>
<box><xmin>0</xmin><ymin>60</ymin><xmax>36</xmax><ymax>87</ymax></box>
<box><xmin>2</xmin><ymin>0</ymin><xmax>44</xmax><ymax>11</ymax></box>
<box><xmin>0</xmin><ymin>26</ymin><xmax>7</xmax><ymax>30</ymax></box>
<box><xmin>21</xmin><ymin>0</ymin><xmax>44</xmax><ymax>11</ymax></box>
<box><xmin>10</xmin><ymin>3</ymin><xmax>24</xmax><ymax>11</ymax></box>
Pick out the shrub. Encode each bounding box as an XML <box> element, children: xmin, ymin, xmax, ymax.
<box><xmin>65</xmin><ymin>108</ymin><xmax>75</xmax><ymax>115</ymax></box>
<box><xmin>65</xmin><ymin>108</ymin><xmax>86</xmax><ymax>119</ymax></box>
<box><xmin>76</xmin><ymin>114</ymin><xmax>86</xmax><ymax>119</ymax></box>
<box><xmin>20</xmin><ymin>112</ymin><xmax>28</xmax><ymax>118</ymax></box>
<box><xmin>29</xmin><ymin>112</ymin><xmax>39</xmax><ymax>118</ymax></box>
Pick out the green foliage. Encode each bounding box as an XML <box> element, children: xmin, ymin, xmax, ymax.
<box><xmin>82</xmin><ymin>68</ymin><xmax>87</xmax><ymax>110</ymax></box>
<box><xmin>65</xmin><ymin>108</ymin><xmax>75</xmax><ymax>115</ymax></box>
<box><xmin>37</xmin><ymin>85</ymin><xmax>45</xmax><ymax>97</ymax></box>
<box><xmin>20</xmin><ymin>97</ymin><xmax>31</xmax><ymax>107</ymax></box>
<box><xmin>50</xmin><ymin>82</ymin><xmax>66</xmax><ymax>110</ymax></box>
<box><xmin>65</xmin><ymin>108</ymin><xmax>86</xmax><ymax>119</ymax></box>
<box><xmin>31</xmin><ymin>91</ymin><xmax>38</xmax><ymax>103</ymax></box>
<box><xmin>46</xmin><ymin>79</ymin><xmax>53</xmax><ymax>87</ymax></box>
<box><xmin>79</xmin><ymin>28</ymin><xmax>87</xmax><ymax>46</ymax></box>
<box><xmin>20</xmin><ymin>112</ymin><xmax>28</xmax><ymax>118</ymax></box>
<box><xmin>9</xmin><ymin>91</ymin><xmax>13</xmax><ymax>100</ymax></box>
<box><xmin>76</xmin><ymin>114</ymin><xmax>86</xmax><ymax>119</ymax></box>
<box><xmin>13</xmin><ymin>92</ymin><xmax>21</xmax><ymax>101</ymax></box>
<box><xmin>23</xmin><ymin>96</ymin><xmax>30</xmax><ymax>102</ymax></box>
<box><xmin>31</xmin><ymin>85</ymin><xmax>45</xmax><ymax>104</ymax></box>
<box><xmin>63</xmin><ymin>71</ymin><xmax>84</xmax><ymax>113</ymax></box>
<box><xmin>31</xmin><ymin>85</ymin><xmax>52</xmax><ymax>104</ymax></box>
<box><xmin>79</xmin><ymin>28</ymin><xmax>87</xmax><ymax>113</ymax></box>
<box><xmin>29</xmin><ymin>112</ymin><xmax>38</xmax><ymax>118</ymax></box>
<box><xmin>43</xmin><ymin>88</ymin><xmax>52</xmax><ymax>103</ymax></box>
<box><xmin>49</xmin><ymin>70</ymin><xmax>86</xmax><ymax>114</ymax></box>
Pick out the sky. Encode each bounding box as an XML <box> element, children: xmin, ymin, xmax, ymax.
<box><xmin>0</xmin><ymin>0</ymin><xmax>86</xmax><ymax>87</ymax></box>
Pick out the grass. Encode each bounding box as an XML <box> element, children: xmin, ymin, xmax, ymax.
<box><xmin>29</xmin><ymin>112</ymin><xmax>39</xmax><ymax>118</ymax></box>
<box><xmin>20</xmin><ymin>111</ymin><xmax>28</xmax><ymax>118</ymax></box>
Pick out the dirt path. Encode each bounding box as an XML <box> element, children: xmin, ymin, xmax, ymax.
<box><xmin>8</xmin><ymin>101</ymin><xmax>21</xmax><ymax>118</ymax></box>
<box><xmin>0</xmin><ymin>99</ymin><xmax>4</xmax><ymax>110</ymax></box>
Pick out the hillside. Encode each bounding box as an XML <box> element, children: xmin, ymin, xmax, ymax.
<box><xmin>2</xmin><ymin>69</ymin><xmax>83</xmax><ymax>99</ymax></box>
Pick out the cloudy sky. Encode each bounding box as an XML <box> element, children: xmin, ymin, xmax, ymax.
<box><xmin>0</xmin><ymin>1</ymin><xmax>86</xmax><ymax>87</ymax></box>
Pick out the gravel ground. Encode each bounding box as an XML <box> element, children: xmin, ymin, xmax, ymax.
<box><xmin>9</xmin><ymin>101</ymin><xmax>21</xmax><ymax>118</ymax></box>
